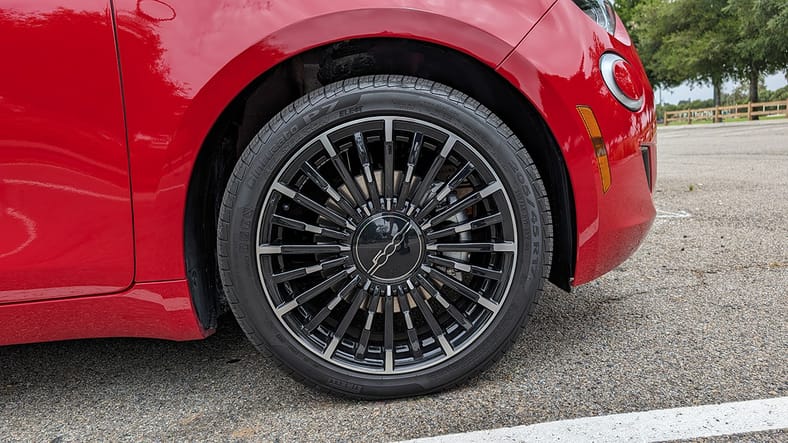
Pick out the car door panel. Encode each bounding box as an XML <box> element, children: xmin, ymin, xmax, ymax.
<box><xmin>0</xmin><ymin>0</ymin><xmax>134</xmax><ymax>303</ymax></box>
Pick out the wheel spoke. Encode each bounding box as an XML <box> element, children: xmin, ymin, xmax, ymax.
<box><xmin>396</xmin><ymin>287</ymin><xmax>423</xmax><ymax>359</ymax></box>
<box><xmin>304</xmin><ymin>275</ymin><xmax>360</xmax><ymax>333</ymax></box>
<box><xmin>426</xmin><ymin>255</ymin><xmax>502</xmax><ymax>281</ymax></box>
<box><xmin>324</xmin><ymin>285</ymin><xmax>368</xmax><ymax>358</ymax></box>
<box><xmin>383</xmin><ymin>118</ymin><xmax>395</xmax><ymax>210</ymax></box>
<box><xmin>426</xmin><ymin>213</ymin><xmax>503</xmax><ymax>240</ymax></box>
<box><xmin>301</xmin><ymin>162</ymin><xmax>362</xmax><ymax>222</ymax></box>
<box><xmin>275</xmin><ymin>268</ymin><xmax>356</xmax><ymax>316</ymax></box>
<box><xmin>272</xmin><ymin>182</ymin><xmax>354</xmax><ymax>230</ymax></box>
<box><xmin>406</xmin><ymin>136</ymin><xmax>457</xmax><ymax>213</ymax></box>
<box><xmin>355</xmin><ymin>287</ymin><xmax>381</xmax><ymax>360</ymax></box>
<box><xmin>354</xmin><ymin>132</ymin><xmax>381</xmax><ymax>211</ymax></box>
<box><xmin>271</xmin><ymin>215</ymin><xmax>350</xmax><ymax>241</ymax></box>
<box><xmin>383</xmin><ymin>287</ymin><xmax>395</xmax><ymax>372</ymax></box>
<box><xmin>408</xmin><ymin>281</ymin><xmax>455</xmax><ymax>357</ymax></box>
<box><xmin>426</xmin><ymin>242</ymin><xmax>515</xmax><ymax>253</ymax></box>
<box><xmin>416</xmin><ymin>275</ymin><xmax>473</xmax><ymax>330</ymax></box>
<box><xmin>257</xmin><ymin>244</ymin><xmax>350</xmax><ymax>255</ymax></box>
<box><xmin>320</xmin><ymin>135</ymin><xmax>368</xmax><ymax>211</ymax></box>
<box><xmin>271</xmin><ymin>256</ymin><xmax>348</xmax><ymax>284</ymax></box>
<box><xmin>415</xmin><ymin>161</ymin><xmax>475</xmax><ymax>222</ymax></box>
<box><xmin>421</xmin><ymin>182</ymin><xmax>502</xmax><ymax>230</ymax></box>
<box><xmin>422</xmin><ymin>266</ymin><xmax>498</xmax><ymax>312</ymax></box>
<box><xmin>396</xmin><ymin>132</ymin><xmax>424</xmax><ymax>210</ymax></box>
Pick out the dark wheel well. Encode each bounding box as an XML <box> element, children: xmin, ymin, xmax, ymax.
<box><xmin>184</xmin><ymin>38</ymin><xmax>575</xmax><ymax>329</ymax></box>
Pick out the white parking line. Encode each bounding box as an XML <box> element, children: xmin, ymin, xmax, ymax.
<box><xmin>656</xmin><ymin>209</ymin><xmax>692</xmax><ymax>219</ymax></box>
<box><xmin>402</xmin><ymin>397</ymin><xmax>788</xmax><ymax>443</ymax></box>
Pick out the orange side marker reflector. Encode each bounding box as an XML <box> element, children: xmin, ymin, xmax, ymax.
<box><xmin>576</xmin><ymin>106</ymin><xmax>612</xmax><ymax>193</ymax></box>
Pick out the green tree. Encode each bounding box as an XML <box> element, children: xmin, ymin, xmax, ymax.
<box><xmin>631</xmin><ymin>0</ymin><xmax>736</xmax><ymax>109</ymax></box>
<box><xmin>725</xmin><ymin>0</ymin><xmax>788</xmax><ymax>106</ymax></box>
<box><xmin>629</xmin><ymin>0</ymin><xmax>788</xmax><ymax>110</ymax></box>
<box><xmin>614</xmin><ymin>0</ymin><xmax>645</xmax><ymax>28</ymax></box>
<box><xmin>773</xmin><ymin>85</ymin><xmax>788</xmax><ymax>101</ymax></box>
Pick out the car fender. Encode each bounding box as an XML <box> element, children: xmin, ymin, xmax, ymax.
<box><xmin>496</xmin><ymin>0</ymin><xmax>656</xmax><ymax>285</ymax></box>
<box><xmin>114</xmin><ymin>0</ymin><xmax>555</xmax><ymax>281</ymax></box>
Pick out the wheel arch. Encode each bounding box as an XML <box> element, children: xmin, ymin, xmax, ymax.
<box><xmin>184</xmin><ymin>36</ymin><xmax>575</xmax><ymax>329</ymax></box>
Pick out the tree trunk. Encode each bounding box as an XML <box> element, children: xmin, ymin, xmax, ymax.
<box><xmin>749</xmin><ymin>68</ymin><xmax>759</xmax><ymax>120</ymax></box>
<box><xmin>713</xmin><ymin>77</ymin><xmax>722</xmax><ymax>122</ymax></box>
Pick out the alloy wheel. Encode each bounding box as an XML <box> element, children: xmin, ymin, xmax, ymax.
<box><xmin>255</xmin><ymin>116</ymin><xmax>518</xmax><ymax>374</ymax></box>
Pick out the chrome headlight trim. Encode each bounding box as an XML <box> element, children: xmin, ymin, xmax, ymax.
<box><xmin>600</xmin><ymin>53</ymin><xmax>644</xmax><ymax>112</ymax></box>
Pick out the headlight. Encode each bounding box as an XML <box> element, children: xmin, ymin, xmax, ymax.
<box><xmin>572</xmin><ymin>0</ymin><xmax>616</xmax><ymax>34</ymax></box>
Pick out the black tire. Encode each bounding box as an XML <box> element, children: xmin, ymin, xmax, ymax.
<box><xmin>217</xmin><ymin>75</ymin><xmax>552</xmax><ymax>399</ymax></box>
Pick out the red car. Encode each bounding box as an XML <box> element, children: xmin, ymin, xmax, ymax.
<box><xmin>1</xmin><ymin>0</ymin><xmax>655</xmax><ymax>398</ymax></box>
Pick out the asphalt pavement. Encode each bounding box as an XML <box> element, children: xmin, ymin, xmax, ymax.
<box><xmin>1</xmin><ymin>120</ymin><xmax>786</xmax><ymax>442</ymax></box>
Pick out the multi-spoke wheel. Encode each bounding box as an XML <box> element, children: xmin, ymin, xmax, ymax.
<box><xmin>218</xmin><ymin>76</ymin><xmax>551</xmax><ymax>398</ymax></box>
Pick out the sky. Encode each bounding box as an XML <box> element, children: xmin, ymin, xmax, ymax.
<box><xmin>656</xmin><ymin>73</ymin><xmax>788</xmax><ymax>104</ymax></box>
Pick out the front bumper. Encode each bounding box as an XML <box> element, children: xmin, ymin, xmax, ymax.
<box><xmin>497</xmin><ymin>0</ymin><xmax>657</xmax><ymax>286</ymax></box>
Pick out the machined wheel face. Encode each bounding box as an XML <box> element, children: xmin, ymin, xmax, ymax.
<box><xmin>256</xmin><ymin>116</ymin><xmax>518</xmax><ymax>374</ymax></box>
<box><xmin>219</xmin><ymin>76</ymin><xmax>551</xmax><ymax>398</ymax></box>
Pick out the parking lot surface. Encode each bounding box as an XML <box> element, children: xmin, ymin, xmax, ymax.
<box><xmin>1</xmin><ymin>120</ymin><xmax>786</xmax><ymax>442</ymax></box>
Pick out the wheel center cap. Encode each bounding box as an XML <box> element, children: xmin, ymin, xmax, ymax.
<box><xmin>353</xmin><ymin>213</ymin><xmax>425</xmax><ymax>284</ymax></box>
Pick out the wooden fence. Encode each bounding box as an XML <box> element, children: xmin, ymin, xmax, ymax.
<box><xmin>664</xmin><ymin>99</ymin><xmax>788</xmax><ymax>125</ymax></box>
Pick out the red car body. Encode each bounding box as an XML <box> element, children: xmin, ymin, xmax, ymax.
<box><xmin>0</xmin><ymin>0</ymin><xmax>655</xmax><ymax>346</ymax></box>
